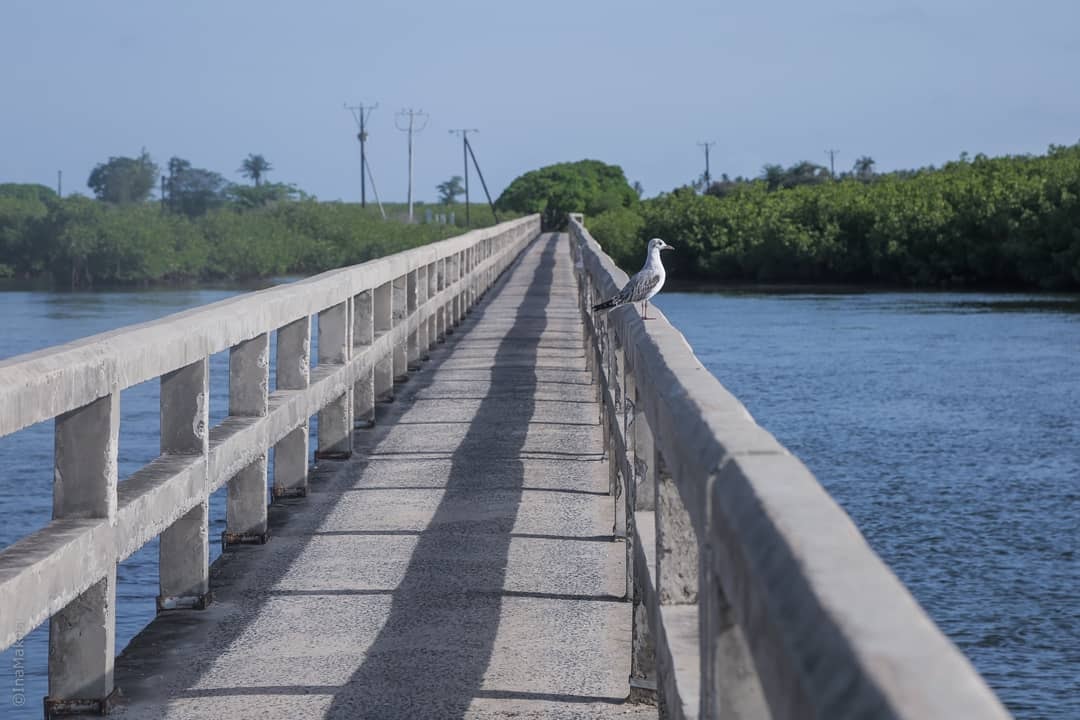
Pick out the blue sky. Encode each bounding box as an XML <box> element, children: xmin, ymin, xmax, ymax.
<box><xmin>2</xmin><ymin>0</ymin><xmax>1079</xmax><ymax>202</ymax></box>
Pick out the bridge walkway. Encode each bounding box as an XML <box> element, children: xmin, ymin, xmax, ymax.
<box><xmin>107</xmin><ymin>233</ymin><xmax>654</xmax><ymax>719</ymax></box>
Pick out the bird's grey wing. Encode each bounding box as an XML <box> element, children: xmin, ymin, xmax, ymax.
<box><xmin>617</xmin><ymin>271</ymin><xmax>661</xmax><ymax>303</ymax></box>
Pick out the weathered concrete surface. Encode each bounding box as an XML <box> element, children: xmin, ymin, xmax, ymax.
<box><xmin>106</xmin><ymin>234</ymin><xmax>655</xmax><ymax>720</ymax></box>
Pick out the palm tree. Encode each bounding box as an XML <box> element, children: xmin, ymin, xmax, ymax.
<box><xmin>239</xmin><ymin>154</ymin><xmax>272</xmax><ymax>187</ymax></box>
<box><xmin>854</xmin><ymin>155</ymin><xmax>876</xmax><ymax>181</ymax></box>
<box><xmin>761</xmin><ymin>164</ymin><xmax>785</xmax><ymax>192</ymax></box>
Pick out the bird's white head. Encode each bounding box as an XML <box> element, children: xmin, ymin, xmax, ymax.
<box><xmin>648</xmin><ymin>238</ymin><xmax>674</xmax><ymax>253</ymax></box>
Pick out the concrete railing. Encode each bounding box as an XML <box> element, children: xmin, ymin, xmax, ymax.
<box><xmin>0</xmin><ymin>215</ymin><xmax>540</xmax><ymax>716</ymax></box>
<box><xmin>568</xmin><ymin>215</ymin><xmax>1011</xmax><ymax>720</ymax></box>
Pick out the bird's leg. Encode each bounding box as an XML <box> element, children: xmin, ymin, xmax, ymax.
<box><xmin>642</xmin><ymin>299</ymin><xmax>650</xmax><ymax>320</ymax></box>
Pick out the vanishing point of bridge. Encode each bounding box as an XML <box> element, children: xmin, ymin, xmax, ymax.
<box><xmin>0</xmin><ymin>216</ymin><xmax>1009</xmax><ymax>718</ymax></box>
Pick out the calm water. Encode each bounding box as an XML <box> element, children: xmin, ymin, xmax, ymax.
<box><xmin>655</xmin><ymin>291</ymin><xmax>1080</xmax><ymax>720</ymax></box>
<box><xmin>1</xmin><ymin>287</ymin><xmax>1078</xmax><ymax>718</ymax></box>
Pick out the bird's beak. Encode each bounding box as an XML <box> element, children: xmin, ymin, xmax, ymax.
<box><xmin>662</xmin><ymin>243</ymin><xmax>674</xmax><ymax>251</ymax></box>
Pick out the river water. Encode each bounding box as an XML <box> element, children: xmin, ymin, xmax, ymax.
<box><xmin>1</xmin><ymin>286</ymin><xmax>1077</xmax><ymax>718</ymax></box>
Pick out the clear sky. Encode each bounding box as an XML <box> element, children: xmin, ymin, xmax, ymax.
<box><xmin>2</xmin><ymin>0</ymin><xmax>1079</xmax><ymax>203</ymax></box>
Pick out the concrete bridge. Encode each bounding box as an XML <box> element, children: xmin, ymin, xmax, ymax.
<box><xmin>0</xmin><ymin>215</ymin><xmax>1010</xmax><ymax>719</ymax></box>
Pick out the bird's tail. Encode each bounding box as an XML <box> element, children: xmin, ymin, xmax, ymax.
<box><xmin>592</xmin><ymin>298</ymin><xmax>617</xmax><ymax>311</ymax></box>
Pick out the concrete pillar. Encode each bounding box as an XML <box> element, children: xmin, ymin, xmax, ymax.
<box><xmin>225</xmin><ymin>333</ymin><xmax>269</xmax><ymax>545</ymax></box>
<box><xmin>426</xmin><ymin>261</ymin><xmax>438</xmax><ymax>350</ymax></box>
<box><xmin>466</xmin><ymin>247</ymin><xmax>476</xmax><ymax>309</ymax></box>
<box><xmin>406</xmin><ymin>269</ymin><xmax>420</xmax><ymax>369</ymax></box>
<box><xmin>47</xmin><ymin>393</ymin><xmax>119</xmax><ymax>714</ymax></box>
<box><xmin>273</xmin><ymin>316</ymin><xmax>310</xmax><ymax>498</ymax></box>
<box><xmin>392</xmin><ymin>275</ymin><xmax>408</xmax><ymax>381</ymax></box>
<box><xmin>611</xmin><ymin>335</ymin><xmax>626</xmax><ymax>539</ymax></box>
<box><xmin>435</xmin><ymin>258</ymin><xmax>447</xmax><ymax>341</ymax></box>
<box><xmin>317</xmin><ymin>299</ymin><xmax>352</xmax><ymax>460</ymax></box>
<box><xmin>374</xmin><ymin>281</ymin><xmax>394</xmax><ymax>400</ymax></box>
<box><xmin>628</xmin><ymin>377</ymin><xmax>658</xmax><ymax>706</ymax></box>
<box><xmin>353</xmin><ymin>289</ymin><xmax>375</xmax><ymax>427</ymax></box>
<box><xmin>701</xmin><ymin>548</ymin><xmax>769</xmax><ymax>718</ymax></box>
<box><xmin>655</xmin><ymin>450</ymin><xmax>697</xmax><ymax>605</ymax></box>
<box><xmin>633</xmin><ymin>384</ymin><xmax>656</xmax><ymax>513</ymax></box>
<box><xmin>158</xmin><ymin>359</ymin><xmax>211</xmax><ymax>611</ymax></box>
<box><xmin>622</xmin><ymin>365</ymin><xmax>638</xmax><ymax>599</ymax></box>
<box><xmin>450</xmin><ymin>253</ymin><xmax>462</xmax><ymax>328</ymax></box>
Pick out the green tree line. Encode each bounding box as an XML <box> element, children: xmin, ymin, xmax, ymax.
<box><xmin>580</xmin><ymin>145</ymin><xmax>1080</xmax><ymax>290</ymax></box>
<box><xmin>0</xmin><ymin>151</ymin><xmax>505</xmax><ymax>287</ymax></box>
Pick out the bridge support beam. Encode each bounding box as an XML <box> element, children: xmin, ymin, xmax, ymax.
<box><xmin>353</xmin><ymin>289</ymin><xmax>375</xmax><ymax>427</ymax></box>
<box><xmin>158</xmin><ymin>358</ymin><xmax>211</xmax><ymax>610</ymax></box>
<box><xmin>226</xmin><ymin>333</ymin><xmax>270</xmax><ymax>544</ymax></box>
<box><xmin>273</xmin><ymin>317</ymin><xmax>310</xmax><ymax>498</ymax></box>
<box><xmin>46</xmin><ymin>393</ymin><xmax>119</xmax><ymax>715</ymax></box>
<box><xmin>317</xmin><ymin>300</ymin><xmax>353</xmax><ymax>460</ymax></box>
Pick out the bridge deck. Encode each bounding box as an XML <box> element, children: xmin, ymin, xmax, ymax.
<box><xmin>108</xmin><ymin>234</ymin><xmax>654</xmax><ymax>719</ymax></box>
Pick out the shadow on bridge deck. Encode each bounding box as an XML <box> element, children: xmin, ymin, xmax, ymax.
<box><xmin>106</xmin><ymin>234</ymin><xmax>656</xmax><ymax>719</ymax></box>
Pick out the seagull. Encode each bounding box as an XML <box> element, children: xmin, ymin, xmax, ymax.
<box><xmin>592</xmin><ymin>237</ymin><xmax>673</xmax><ymax>320</ymax></box>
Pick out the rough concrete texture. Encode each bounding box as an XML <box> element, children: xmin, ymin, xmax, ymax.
<box><xmin>106</xmin><ymin>234</ymin><xmax>655</xmax><ymax>720</ymax></box>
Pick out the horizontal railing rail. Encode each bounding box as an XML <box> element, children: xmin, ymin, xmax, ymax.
<box><xmin>0</xmin><ymin>214</ymin><xmax>540</xmax><ymax>715</ymax></box>
<box><xmin>568</xmin><ymin>214</ymin><xmax>1010</xmax><ymax>720</ymax></box>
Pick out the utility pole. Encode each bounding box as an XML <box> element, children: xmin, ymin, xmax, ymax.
<box><xmin>825</xmin><ymin>149</ymin><xmax>840</xmax><ymax>179</ymax></box>
<box><xmin>345</xmin><ymin>102</ymin><xmax>377</xmax><ymax>207</ymax></box>
<box><xmin>449</xmin><ymin>129</ymin><xmax>478</xmax><ymax>226</ymax></box>
<box><xmin>395</xmin><ymin>108</ymin><xmax>429</xmax><ymax>222</ymax></box>
<box><xmin>57</xmin><ymin>170</ymin><xmax>62</xmax><ymax>198</ymax></box>
<box><xmin>463</xmin><ymin>134</ymin><xmax>498</xmax><ymax>224</ymax></box>
<box><xmin>697</xmin><ymin>141</ymin><xmax>716</xmax><ymax>188</ymax></box>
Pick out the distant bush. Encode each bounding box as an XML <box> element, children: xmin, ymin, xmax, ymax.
<box><xmin>586</xmin><ymin>144</ymin><xmax>1080</xmax><ymax>290</ymax></box>
<box><xmin>586</xmin><ymin>206</ymin><xmax>645</xmax><ymax>271</ymax></box>
<box><xmin>0</xmin><ymin>191</ymin><xmax>502</xmax><ymax>288</ymax></box>
<box><xmin>496</xmin><ymin>160</ymin><xmax>638</xmax><ymax>231</ymax></box>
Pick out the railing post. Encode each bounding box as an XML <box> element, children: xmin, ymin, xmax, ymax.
<box><xmin>628</xmin><ymin>379</ymin><xmax>658</xmax><ymax>705</ymax></box>
<box><xmin>611</xmin><ymin>329</ymin><xmax>626</xmax><ymax>537</ymax></box>
<box><xmin>46</xmin><ymin>393</ymin><xmax>119</xmax><ymax>715</ymax></box>
<box><xmin>374</xmin><ymin>281</ymin><xmax>394</xmax><ymax>400</ymax></box>
<box><xmin>225</xmin><ymin>333</ymin><xmax>270</xmax><ymax>544</ymax></box>
<box><xmin>392</xmin><ymin>275</ymin><xmax>408</xmax><ymax>380</ymax></box>
<box><xmin>354</xmin><ymin>289</ymin><xmax>376</xmax><ymax>427</ymax></box>
<box><xmin>426</xmin><ymin>261</ymin><xmax>438</xmax><ymax>350</ymax></box>
<box><xmin>463</xmin><ymin>248</ymin><xmax>471</xmax><ymax>316</ymax></box>
<box><xmin>158</xmin><ymin>359</ymin><xmax>211</xmax><ymax>611</ymax></box>
<box><xmin>653</xmin><ymin>447</ymin><xmax>700</xmax><ymax>715</ymax></box>
<box><xmin>273</xmin><ymin>316</ymin><xmax>310</xmax><ymax>498</ymax></box>
<box><xmin>452</xmin><ymin>251</ymin><xmax>463</xmax><ymax>326</ymax></box>
<box><xmin>655</xmin><ymin>451</ymin><xmax>697</xmax><ymax>605</ymax></box>
<box><xmin>317</xmin><ymin>299</ymin><xmax>353</xmax><ymax>459</ymax></box>
<box><xmin>702</xmin><ymin>472</ymin><xmax>770</xmax><ymax>718</ymax></box>
<box><xmin>406</xmin><ymin>269</ymin><xmax>420</xmax><ymax>369</ymax></box>
<box><xmin>435</xmin><ymin>258</ymin><xmax>447</xmax><ymax>341</ymax></box>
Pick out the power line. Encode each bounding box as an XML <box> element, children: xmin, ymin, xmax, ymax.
<box><xmin>449</xmin><ymin>129</ymin><xmax>478</xmax><ymax>226</ymax></box>
<box><xmin>697</xmin><ymin>141</ymin><xmax>716</xmax><ymax>188</ymax></box>
<box><xmin>825</xmin><ymin>149</ymin><xmax>840</xmax><ymax>178</ymax></box>
<box><xmin>395</xmin><ymin>108</ymin><xmax>429</xmax><ymax>222</ymax></box>
<box><xmin>345</xmin><ymin>102</ymin><xmax>378</xmax><ymax>208</ymax></box>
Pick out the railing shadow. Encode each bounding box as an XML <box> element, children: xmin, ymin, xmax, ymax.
<box><xmin>108</xmin><ymin>235</ymin><xmax>553</xmax><ymax>716</ymax></box>
<box><xmin>321</xmin><ymin>234</ymin><xmax>558</xmax><ymax>717</ymax></box>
